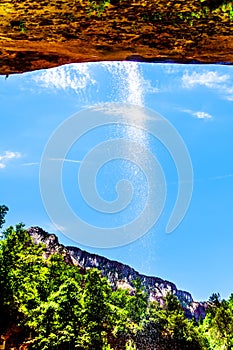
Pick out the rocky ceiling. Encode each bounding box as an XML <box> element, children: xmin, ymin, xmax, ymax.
<box><xmin>0</xmin><ymin>0</ymin><xmax>233</xmax><ymax>75</ymax></box>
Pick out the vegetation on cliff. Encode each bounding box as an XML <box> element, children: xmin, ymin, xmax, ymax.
<box><xmin>0</xmin><ymin>206</ymin><xmax>233</xmax><ymax>349</ymax></box>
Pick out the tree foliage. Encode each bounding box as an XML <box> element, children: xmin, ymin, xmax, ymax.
<box><xmin>0</xmin><ymin>204</ymin><xmax>8</xmax><ymax>230</ymax></box>
<box><xmin>200</xmin><ymin>294</ymin><xmax>233</xmax><ymax>349</ymax></box>
<box><xmin>0</xmin><ymin>212</ymin><xmax>232</xmax><ymax>349</ymax></box>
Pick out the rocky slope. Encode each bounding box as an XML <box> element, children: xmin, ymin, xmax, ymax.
<box><xmin>0</xmin><ymin>0</ymin><xmax>233</xmax><ymax>75</ymax></box>
<box><xmin>27</xmin><ymin>226</ymin><xmax>207</xmax><ymax>320</ymax></box>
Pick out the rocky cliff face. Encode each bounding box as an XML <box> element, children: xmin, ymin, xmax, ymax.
<box><xmin>27</xmin><ymin>226</ymin><xmax>207</xmax><ymax>320</ymax></box>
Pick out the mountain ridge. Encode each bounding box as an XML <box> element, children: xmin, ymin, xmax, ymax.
<box><xmin>27</xmin><ymin>226</ymin><xmax>207</xmax><ymax>320</ymax></box>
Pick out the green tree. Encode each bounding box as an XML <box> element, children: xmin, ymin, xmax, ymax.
<box><xmin>209</xmin><ymin>292</ymin><xmax>221</xmax><ymax>307</ymax></box>
<box><xmin>3</xmin><ymin>217</ymin><xmax>233</xmax><ymax>350</ymax></box>
<box><xmin>201</xmin><ymin>294</ymin><xmax>233</xmax><ymax>350</ymax></box>
<box><xmin>82</xmin><ymin>269</ymin><xmax>112</xmax><ymax>349</ymax></box>
<box><xmin>126</xmin><ymin>277</ymin><xmax>148</xmax><ymax>324</ymax></box>
<box><xmin>109</xmin><ymin>288</ymin><xmax>134</xmax><ymax>349</ymax></box>
<box><xmin>0</xmin><ymin>224</ymin><xmax>46</xmax><ymax>334</ymax></box>
<box><xmin>29</xmin><ymin>278</ymin><xmax>83</xmax><ymax>350</ymax></box>
<box><xmin>136</xmin><ymin>293</ymin><xmax>205</xmax><ymax>350</ymax></box>
<box><xmin>0</xmin><ymin>204</ymin><xmax>8</xmax><ymax>230</ymax></box>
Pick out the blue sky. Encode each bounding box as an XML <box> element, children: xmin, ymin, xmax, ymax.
<box><xmin>1</xmin><ymin>62</ymin><xmax>233</xmax><ymax>301</ymax></box>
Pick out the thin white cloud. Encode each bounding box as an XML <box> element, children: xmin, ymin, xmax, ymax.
<box><xmin>143</xmin><ymin>79</ymin><xmax>160</xmax><ymax>94</ymax></box>
<box><xmin>163</xmin><ymin>64</ymin><xmax>181</xmax><ymax>75</ymax></box>
<box><xmin>51</xmin><ymin>223</ymin><xmax>67</xmax><ymax>232</ymax></box>
<box><xmin>50</xmin><ymin>158</ymin><xmax>82</xmax><ymax>164</ymax></box>
<box><xmin>22</xmin><ymin>162</ymin><xmax>40</xmax><ymax>166</ymax></box>
<box><xmin>33</xmin><ymin>64</ymin><xmax>96</xmax><ymax>94</ymax></box>
<box><xmin>222</xmin><ymin>86</ymin><xmax>233</xmax><ymax>101</ymax></box>
<box><xmin>182</xmin><ymin>71</ymin><xmax>229</xmax><ymax>89</ymax></box>
<box><xmin>181</xmin><ymin>70</ymin><xmax>233</xmax><ymax>101</ymax></box>
<box><xmin>170</xmin><ymin>173</ymin><xmax>233</xmax><ymax>185</ymax></box>
<box><xmin>0</xmin><ymin>151</ymin><xmax>21</xmax><ymax>169</ymax></box>
<box><xmin>182</xmin><ymin>109</ymin><xmax>213</xmax><ymax>120</ymax></box>
<box><xmin>193</xmin><ymin>111</ymin><xmax>212</xmax><ymax>120</ymax></box>
<box><xmin>210</xmin><ymin>174</ymin><xmax>233</xmax><ymax>180</ymax></box>
<box><xmin>226</xmin><ymin>95</ymin><xmax>233</xmax><ymax>101</ymax></box>
<box><xmin>43</xmin><ymin>223</ymin><xmax>67</xmax><ymax>233</ymax></box>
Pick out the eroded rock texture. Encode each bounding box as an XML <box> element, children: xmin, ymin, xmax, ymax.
<box><xmin>0</xmin><ymin>0</ymin><xmax>233</xmax><ymax>75</ymax></box>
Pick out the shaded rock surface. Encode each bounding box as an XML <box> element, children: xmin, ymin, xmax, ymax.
<box><xmin>27</xmin><ymin>226</ymin><xmax>207</xmax><ymax>320</ymax></box>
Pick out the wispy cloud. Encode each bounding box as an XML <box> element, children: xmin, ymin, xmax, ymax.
<box><xmin>0</xmin><ymin>151</ymin><xmax>21</xmax><ymax>169</ymax></box>
<box><xmin>192</xmin><ymin>111</ymin><xmax>212</xmax><ymax>120</ymax></box>
<box><xmin>209</xmin><ymin>174</ymin><xmax>233</xmax><ymax>180</ymax></box>
<box><xmin>164</xmin><ymin>64</ymin><xmax>181</xmax><ymax>75</ymax></box>
<box><xmin>181</xmin><ymin>70</ymin><xmax>233</xmax><ymax>101</ymax></box>
<box><xmin>50</xmin><ymin>158</ymin><xmax>82</xmax><ymax>164</ymax></box>
<box><xmin>182</xmin><ymin>71</ymin><xmax>229</xmax><ymax>89</ymax></box>
<box><xmin>169</xmin><ymin>173</ymin><xmax>233</xmax><ymax>185</ymax></box>
<box><xmin>50</xmin><ymin>223</ymin><xmax>67</xmax><ymax>232</ymax></box>
<box><xmin>22</xmin><ymin>162</ymin><xmax>40</xmax><ymax>166</ymax></box>
<box><xmin>223</xmin><ymin>87</ymin><xmax>233</xmax><ymax>101</ymax></box>
<box><xmin>33</xmin><ymin>64</ymin><xmax>96</xmax><ymax>94</ymax></box>
<box><xmin>182</xmin><ymin>109</ymin><xmax>213</xmax><ymax>120</ymax></box>
<box><xmin>43</xmin><ymin>222</ymin><xmax>67</xmax><ymax>234</ymax></box>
